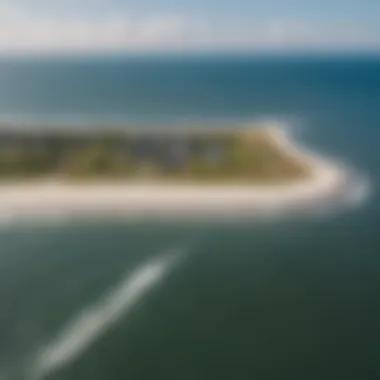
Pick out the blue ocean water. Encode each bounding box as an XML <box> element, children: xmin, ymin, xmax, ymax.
<box><xmin>0</xmin><ymin>55</ymin><xmax>379</xmax><ymax>380</ymax></box>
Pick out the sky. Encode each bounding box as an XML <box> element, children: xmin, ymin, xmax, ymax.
<box><xmin>0</xmin><ymin>0</ymin><xmax>379</xmax><ymax>54</ymax></box>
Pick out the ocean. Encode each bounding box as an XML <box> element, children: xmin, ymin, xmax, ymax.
<box><xmin>0</xmin><ymin>54</ymin><xmax>379</xmax><ymax>380</ymax></box>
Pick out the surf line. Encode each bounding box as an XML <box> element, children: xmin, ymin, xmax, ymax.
<box><xmin>33</xmin><ymin>248</ymin><xmax>184</xmax><ymax>378</ymax></box>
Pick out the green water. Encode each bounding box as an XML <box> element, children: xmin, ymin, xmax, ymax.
<box><xmin>0</xmin><ymin>211</ymin><xmax>378</xmax><ymax>380</ymax></box>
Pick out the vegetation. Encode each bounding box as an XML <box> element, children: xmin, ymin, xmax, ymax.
<box><xmin>0</xmin><ymin>128</ymin><xmax>311</xmax><ymax>183</ymax></box>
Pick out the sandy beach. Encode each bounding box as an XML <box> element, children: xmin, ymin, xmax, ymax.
<box><xmin>0</xmin><ymin>126</ymin><xmax>366</xmax><ymax>220</ymax></box>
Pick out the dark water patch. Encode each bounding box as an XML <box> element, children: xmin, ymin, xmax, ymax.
<box><xmin>36</xmin><ymin>216</ymin><xmax>380</xmax><ymax>380</ymax></box>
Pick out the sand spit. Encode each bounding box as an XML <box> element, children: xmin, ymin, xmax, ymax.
<box><xmin>0</xmin><ymin>126</ymin><xmax>369</xmax><ymax>221</ymax></box>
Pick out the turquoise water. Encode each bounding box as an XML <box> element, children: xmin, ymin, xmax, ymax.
<box><xmin>0</xmin><ymin>55</ymin><xmax>379</xmax><ymax>379</ymax></box>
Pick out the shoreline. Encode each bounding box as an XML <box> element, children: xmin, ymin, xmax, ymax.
<box><xmin>0</xmin><ymin>125</ymin><xmax>368</xmax><ymax>220</ymax></box>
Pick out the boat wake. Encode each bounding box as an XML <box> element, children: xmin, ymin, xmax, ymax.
<box><xmin>31</xmin><ymin>249</ymin><xmax>184</xmax><ymax>379</ymax></box>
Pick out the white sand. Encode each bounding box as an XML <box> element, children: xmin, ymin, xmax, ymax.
<box><xmin>0</xmin><ymin>126</ymin><xmax>366</xmax><ymax>220</ymax></box>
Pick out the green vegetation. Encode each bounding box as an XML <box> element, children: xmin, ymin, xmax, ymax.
<box><xmin>0</xmin><ymin>129</ymin><xmax>311</xmax><ymax>183</ymax></box>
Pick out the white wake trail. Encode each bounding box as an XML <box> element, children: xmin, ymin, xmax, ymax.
<box><xmin>32</xmin><ymin>249</ymin><xmax>183</xmax><ymax>379</ymax></box>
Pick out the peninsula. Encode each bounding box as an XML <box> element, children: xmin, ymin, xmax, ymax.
<box><xmin>0</xmin><ymin>123</ymin><xmax>354</xmax><ymax>219</ymax></box>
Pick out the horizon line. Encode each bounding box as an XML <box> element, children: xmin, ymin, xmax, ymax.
<box><xmin>0</xmin><ymin>49</ymin><xmax>379</xmax><ymax>60</ymax></box>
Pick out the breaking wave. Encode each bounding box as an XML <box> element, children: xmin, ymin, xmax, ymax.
<box><xmin>32</xmin><ymin>249</ymin><xmax>184</xmax><ymax>379</ymax></box>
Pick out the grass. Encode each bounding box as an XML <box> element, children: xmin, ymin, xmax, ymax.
<box><xmin>0</xmin><ymin>128</ymin><xmax>313</xmax><ymax>184</ymax></box>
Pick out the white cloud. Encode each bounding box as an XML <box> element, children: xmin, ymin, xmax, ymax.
<box><xmin>0</xmin><ymin>1</ymin><xmax>377</xmax><ymax>53</ymax></box>
<box><xmin>0</xmin><ymin>1</ymin><xmax>188</xmax><ymax>52</ymax></box>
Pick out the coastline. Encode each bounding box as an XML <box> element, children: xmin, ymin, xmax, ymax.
<box><xmin>0</xmin><ymin>125</ymin><xmax>367</xmax><ymax>220</ymax></box>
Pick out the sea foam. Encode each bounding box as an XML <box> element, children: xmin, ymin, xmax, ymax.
<box><xmin>32</xmin><ymin>249</ymin><xmax>183</xmax><ymax>379</ymax></box>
